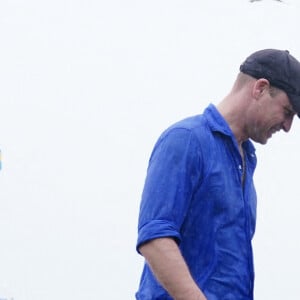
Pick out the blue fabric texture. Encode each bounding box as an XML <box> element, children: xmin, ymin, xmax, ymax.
<box><xmin>136</xmin><ymin>104</ymin><xmax>257</xmax><ymax>300</ymax></box>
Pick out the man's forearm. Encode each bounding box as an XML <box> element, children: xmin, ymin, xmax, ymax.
<box><xmin>139</xmin><ymin>237</ymin><xmax>207</xmax><ymax>300</ymax></box>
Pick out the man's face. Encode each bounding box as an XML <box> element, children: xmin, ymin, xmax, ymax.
<box><xmin>249</xmin><ymin>89</ymin><xmax>296</xmax><ymax>144</ymax></box>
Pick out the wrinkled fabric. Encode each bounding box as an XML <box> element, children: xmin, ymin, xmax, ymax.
<box><xmin>136</xmin><ymin>104</ymin><xmax>257</xmax><ymax>300</ymax></box>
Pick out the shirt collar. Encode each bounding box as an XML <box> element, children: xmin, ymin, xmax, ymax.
<box><xmin>204</xmin><ymin>103</ymin><xmax>233</xmax><ymax>136</ymax></box>
<box><xmin>204</xmin><ymin>103</ymin><xmax>256</xmax><ymax>154</ymax></box>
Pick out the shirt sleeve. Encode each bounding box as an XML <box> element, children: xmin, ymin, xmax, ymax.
<box><xmin>136</xmin><ymin>127</ymin><xmax>202</xmax><ymax>253</ymax></box>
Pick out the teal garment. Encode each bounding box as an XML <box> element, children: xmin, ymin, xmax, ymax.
<box><xmin>136</xmin><ymin>104</ymin><xmax>257</xmax><ymax>300</ymax></box>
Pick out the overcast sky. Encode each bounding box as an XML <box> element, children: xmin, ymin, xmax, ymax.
<box><xmin>0</xmin><ymin>0</ymin><xmax>300</xmax><ymax>299</ymax></box>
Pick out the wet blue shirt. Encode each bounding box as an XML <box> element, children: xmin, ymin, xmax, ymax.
<box><xmin>136</xmin><ymin>104</ymin><xmax>257</xmax><ymax>300</ymax></box>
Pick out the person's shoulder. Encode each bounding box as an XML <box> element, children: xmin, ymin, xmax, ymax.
<box><xmin>156</xmin><ymin>114</ymin><xmax>210</xmax><ymax>149</ymax></box>
<box><xmin>156</xmin><ymin>105</ymin><xmax>214</xmax><ymax>144</ymax></box>
<box><xmin>167</xmin><ymin>114</ymin><xmax>206</xmax><ymax>132</ymax></box>
<box><xmin>168</xmin><ymin>104</ymin><xmax>216</xmax><ymax>132</ymax></box>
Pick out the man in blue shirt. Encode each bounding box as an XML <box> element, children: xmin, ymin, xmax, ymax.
<box><xmin>136</xmin><ymin>49</ymin><xmax>300</xmax><ymax>300</ymax></box>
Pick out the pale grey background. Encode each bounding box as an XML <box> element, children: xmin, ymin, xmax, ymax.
<box><xmin>0</xmin><ymin>0</ymin><xmax>300</xmax><ymax>299</ymax></box>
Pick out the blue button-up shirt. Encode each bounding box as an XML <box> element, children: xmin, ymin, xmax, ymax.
<box><xmin>136</xmin><ymin>104</ymin><xmax>257</xmax><ymax>299</ymax></box>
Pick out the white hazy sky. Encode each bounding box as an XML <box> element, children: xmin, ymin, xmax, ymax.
<box><xmin>1</xmin><ymin>0</ymin><xmax>300</xmax><ymax>299</ymax></box>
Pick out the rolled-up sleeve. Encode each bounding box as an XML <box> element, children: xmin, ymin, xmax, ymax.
<box><xmin>137</xmin><ymin>220</ymin><xmax>181</xmax><ymax>253</ymax></box>
<box><xmin>136</xmin><ymin>128</ymin><xmax>202</xmax><ymax>253</ymax></box>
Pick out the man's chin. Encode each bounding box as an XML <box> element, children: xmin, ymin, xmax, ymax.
<box><xmin>251</xmin><ymin>136</ymin><xmax>268</xmax><ymax>145</ymax></box>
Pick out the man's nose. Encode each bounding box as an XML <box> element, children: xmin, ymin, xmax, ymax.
<box><xmin>282</xmin><ymin>116</ymin><xmax>294</xmax><ymax>132</ymax></box>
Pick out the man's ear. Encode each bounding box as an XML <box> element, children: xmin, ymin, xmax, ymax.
<box><xmin>252</xmin><ymin>78</ymin><xmax>270</xmax><ymax>100</ymax></box>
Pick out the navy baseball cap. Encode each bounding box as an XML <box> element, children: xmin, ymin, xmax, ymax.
<box><xmin>240</xmin><ymin>49</ymin><xmax>300</xmax><ymax>115</ymax></box>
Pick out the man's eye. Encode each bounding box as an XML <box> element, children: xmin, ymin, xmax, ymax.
<box><xmin>285</xmin><ymin>108</ymin><xmax>294</xmax><ymax>118</ymax></box>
